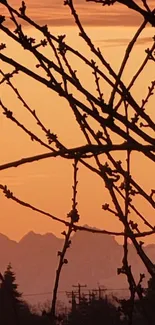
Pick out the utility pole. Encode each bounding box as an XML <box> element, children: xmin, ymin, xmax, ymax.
<box><xmin>66</xmin><ymin>290</ymin><xmax>77</xmax><ymax>312</ymax></box>
<box><xmin>88</xmin><ymin>290</ymin><xmax>96</xmax><ymax>303</ymax></box>
<box><xmin>92</xmin><ymin>284</ymin><xmax>107</xmax><ymax>300</ymax></box>
<box><xmin>72</xmin><ymin>283</ymin><xmax>87</xmax><ymax>304</ymax></box>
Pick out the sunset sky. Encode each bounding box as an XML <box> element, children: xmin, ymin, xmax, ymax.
<box><xmin>0</xmin><ymin>0</ymin><xmax>155</xmax><ymax>244</ymax></box>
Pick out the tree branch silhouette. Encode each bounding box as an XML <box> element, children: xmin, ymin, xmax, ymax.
<box><xmin>0</xmin><ymin>0</ymin><xmax>155</xmax><ymax>322</ymax></box>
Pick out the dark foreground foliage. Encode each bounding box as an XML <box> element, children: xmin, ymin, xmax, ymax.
<box><xmin>1</xmin><ymin>264</ymin><xmax>155</xmax><ymax>325</ymax></box>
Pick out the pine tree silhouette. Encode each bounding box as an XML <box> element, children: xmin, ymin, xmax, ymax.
<box><xmin>1</xmin><ymin>263</ymin><xmax>22</xmax><ymax>304</ymax></box>
<box><xmin>0</xmin><ymin>263</ymin><xmax>24</xmax><ymax>325</ymax></box>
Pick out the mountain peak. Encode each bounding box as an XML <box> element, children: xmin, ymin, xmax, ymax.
<box><xmin>19</xmin><ymin>231</ymin><xmax>58</xmax><ymax>242</ymax></box>
<box><xmin>0</xmin><ymin>231</ymin><xmax>154</xmax><ymax>305</ymax></box>
<box><xmin>0</xmin><ymin>233</ymin><xmax>17</xmax><ymax>244</ymax></box>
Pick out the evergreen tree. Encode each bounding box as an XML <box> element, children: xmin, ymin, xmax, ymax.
<box><xmin>0</xmin><ymin>263</ymin><xmax>25</xmax><ymax>325</ymax></box>
<box><xmin>0</xmin><ymin>264</ymin><xmax>50</xmax><ymax>325</ymax></box>
<box><xmin>1</xmin><ymin>263</ymin><xmax>23</xmax><ymax>305</ymax></box>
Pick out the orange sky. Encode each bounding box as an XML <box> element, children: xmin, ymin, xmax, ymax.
<box><xmin>0</xmin><ymin>2</ymin><xmax>155</xmax><ymax>244</ymax></box>
<box><xmin>1</xmin><ymin>0</ymin><xmax>154</xmax><ymax>27</ymax></box>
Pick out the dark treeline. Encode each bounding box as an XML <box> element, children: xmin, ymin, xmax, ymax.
<box><xmin>0</xmin><ymin>264</ymin><xmax>155</xmax><ymax>325</ymax></box>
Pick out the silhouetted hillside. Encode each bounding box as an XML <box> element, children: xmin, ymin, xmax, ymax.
<box><xmin>0</xmin><ymin>231</ymin><xmax>154</xmax><ymax>304</ymax></box>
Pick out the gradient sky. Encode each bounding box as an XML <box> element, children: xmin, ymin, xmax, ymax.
<box><xmin>1</xmin><ymin>0</ymin><xmax>155</xmax><ymax>26</ymax></box>
<box><xmin>0</xmin><ymin>1</ymin><xmax>155</xmax><ymax>243</ymax></box>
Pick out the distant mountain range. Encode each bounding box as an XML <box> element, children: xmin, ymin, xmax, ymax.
<box><xmin>0</xmin><ymin>230</ymin><xmax>154</xmax><ymax>305</ymax></box>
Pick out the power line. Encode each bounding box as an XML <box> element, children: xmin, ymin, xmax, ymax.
<box><xmin>23</xmin><ymin>290</ymin><xmax>66</xmax><ymax>297</ymax></box>
<box><xmin>23</xmin><ymin>292</ymin><xmax>53</xmax><ymax>297</ymax></box>
<box><xmin>23</xmin><ymin>287</ymin><xmax>131</xmax><ymax>297</ymax></box>
<box><xmin>72</xmin><ymin>284</ymin><xmax>87</xmax><ymax>303</ymax></box>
